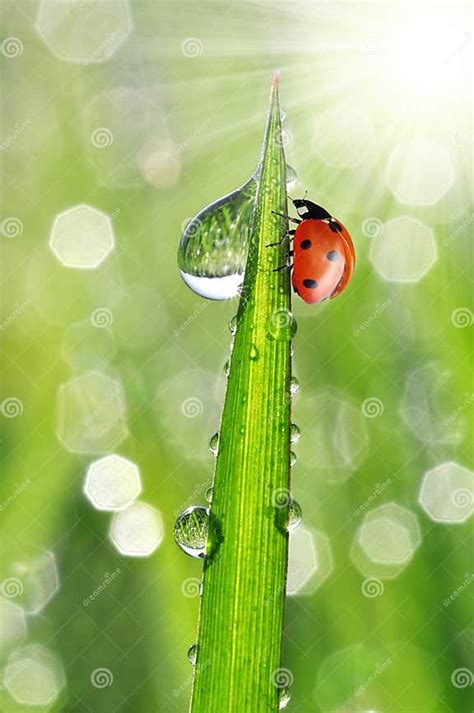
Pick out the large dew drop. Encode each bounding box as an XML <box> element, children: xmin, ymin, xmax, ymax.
<box><xmin>178</xmin><ymin>174</ymin><xmax>257</xmax><ymax>300</ymax></box>
<box><xmin>174</xmin><ymin>505</ymin><xmax>209</xmax><ymax>558</ymax></box>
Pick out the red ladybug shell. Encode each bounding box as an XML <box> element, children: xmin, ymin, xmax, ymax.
<box><xmin>292</xmin><ymin>219</ymin><xmax>355</xmax><ymax>304</ymax></box>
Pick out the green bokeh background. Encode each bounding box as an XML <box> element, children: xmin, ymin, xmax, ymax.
<box><xmin>0</xmin><ymin>2</ymin><xmax>472</xmax><ymax>712</ymax></box>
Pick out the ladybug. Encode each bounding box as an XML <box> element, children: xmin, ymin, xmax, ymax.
<box><xmin>269</xmin><ymin>197</ymin><xmax>355</xmax><ymax>304</ymax></box>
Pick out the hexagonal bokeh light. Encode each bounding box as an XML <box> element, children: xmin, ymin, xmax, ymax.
<box><xmin>0</xmin><ymin>598</ymin><xmax>26</xmax><ymax>658</ymax></box>
<box><xmin>369</xmin><ymin>216</ymin><xmax>437</xmax><ymax>283</ymax></box>
<box><xmin>109</xmin><ymin>501</ymin><xmax>163</xmax><ymax>557</ymax></box>
<box><xmin>351</xmin><ymin>503</ymin><xmax>421</xmax><ymax>579</ymax></box>
<box><xmin>385</xmin><ymin>139</ymin><xmax>455</xmax><ymax>206</ymax></box>
<box><xmin>399</xmin><ymin>363</ymin><xmax>463</xmax><ymax>445</ymax></box>
<box><xmin>85</xmin><ymin>454</ymin><xmax>142</xmax><ymax>511</ymax></box>
<box><xmin>3</xmin><ymin>644</ymin><xmax>65</xmax><ymax>706</ymax></box>
<box><xmin>287</xmin><ymin>527</ymin><xmax>333</xmax><ymax>596</ymax></box>
<box><xmin>56</xmin><ymin>371</ymin><xmax>128</xmax><ymax>454</ymax></box>
<box><xmin>62</xmin><ymin>319</ymin><xmax>116</xmax><ymax>370</ymax></box>
<box><xmin>6</xmin><ymin>551</ymin><xmax>59</xmax><ymax>615</ymax></box>
<box><xmin>312</xmin><ymin>105</ymin><xmax>375</xmax><ymax>168</ymax></box>
<box><xmin>36</xmin><ymin>0</ymin><xmax>132</xmax><ymax>64</ymax></box>
<box><xmin>294</xmin><ymin>389</ymin><xmax>369</xmax><ymax>483</ymax></box>
<box><xmin>419</xmin><ymin>461</ymin><xmax>473</xmax><ymax>524</ymax></box>
<box><xmin>49</xmin><ymin>204</ymin><xmax>115</xmax><ymax>269</ymax></box>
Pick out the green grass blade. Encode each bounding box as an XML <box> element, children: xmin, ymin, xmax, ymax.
<box><xmin>190</xmin><ymin>73</ymin><xmax>292</xmax><ymax>713</ymax></box>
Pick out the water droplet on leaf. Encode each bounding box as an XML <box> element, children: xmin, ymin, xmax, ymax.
<box><xmin>290</xmin><ymin>451</ymin><xmax>297</xmax><ymax>466</ymax></box>
<box><xmin>187</xmin><ymin>644</ymin><xmax>197</xmax><ymax>664</ymax></box>
<box><xmin>205</xmin><ymin>486</ymin><xmax>213</xmax><ymax>503</ymax></box>
<box><xmin>174</xmin><ymin>506</ymin><xmax>209</xmax><ymax>558</ymax></box>
<box><xmin>229</xmin><ymin>314</ymin><xmax>238</xmax><ymax>335</ymax></box>
<box><xmin>209</xmin><ymin>432</ymin><xmax>219</xmax><ymax>456</ymax></box>
<box><xmin>290</xmin><ymin>423</ymin><xmax>301</xmax><ymax>443</ymax></box>
<box><xmin>224</xmin><ymin>359</ymin><xmax>231</xmax><ymax>377</ymax></box>
<box><xmin>178</xmin><ymin>174</ymin><xmax>257</xmax><ymax>300</ymax></box>
<box><xmin>268</xmin><ymin>308</ymin><xmax>297</xmax><ymax>342</ymax></box>
<box><xmin>286</xmin><ymin>165</ymin><xmax>298</xmax><ymax>190</ymax></box>
<box><xmin>287</xmin><ymin>499</ymin><xmax>302</xmax><ymax>532</ymax></box>
<box><xmin>290</xmin><ymin>376</ymin><xmax>299</xmax><ymax>394</ymax></box>
<box><xmin>279</xmin><ymin>687</ymin><xmax>291</xmax><ymax>709</ymax></box>
<box><xmin>249</xmin><ymin>344</ymin><xmax>259</xmax><ymax>361</ymax></box>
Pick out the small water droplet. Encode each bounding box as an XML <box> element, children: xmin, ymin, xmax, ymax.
<box><xmin>229</xmin><ymin>315</ymin><xmax>238</xmax><ymax>335</ymax></box>
<box><xmin>178</xmin><ymin>174</ymin><xmax>258</xmax><ymax>300</ymax></box>
<box><xmin>290</xmin><ymin>423</ymin><xmax>301</xmax><ymax>443</ymax></box>
<box><xmin>287</xmin><ymin>499</ymin><xmax>302</xmax><ymax>532</ymax></box>
<box><xmin>249</xmin><ymin>344</ymin><xmax>259</xmax><ymax>361</ymax></box>
<box><xmin>268</xmin><ymin>308</ymin><xmax>297</xmax><ymax>342</ymax></box>
<box><xmin>187</xmin><ymin>644</ymin><xmax>197</xmax><ymax>664</ymax></box>
<box><xmin>209</xmin><ymin>432</ymin><xmax>219</xmax><ymax>456</ymax></box>
<box><xmin>279</xmin><ymin>687</ymin><xmax>291</xmax><ymax>709</ymax></box>
<box><xmin>174</xmin><ymin>506</ymin><xmax>209</xmax><ymax>558</ymax></box>
<box><xmin>205</xmin><ymin>487</ymin><xmax>214</xmax><ymax>504</ymax></box>
<box><xmin>280</xmin><ymin>107</ymin><xmax>287</xmax><ymax>123</ymax></box>
<box><xmin>290</xmin><ymin>451</ymin><xmax>297</xmax><ymax>466</ymax></box>
<box><xmin>286</xmin><ymin>165</ymin><xmax>298</xmax><ymax>190</ymax></box>
<box><xmin>224</xmin><ymin>359</ymin><xmax>231</xmax><ymax>377</ymax></box>
<box><xmin>290</xmin><ymin>376</ymin><xmax>299</xmax><ymax>394</ymax></box>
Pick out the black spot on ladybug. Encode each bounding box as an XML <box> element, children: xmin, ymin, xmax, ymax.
<box><xmin>301</xmin><ymin>239</ymin><xmax>312</xmax><ymax>250</ymax></box>
<box><xmin>303</xmin><ymin>279</ymin><xmax>318</xmax><ymax>289</ymax></box>
<box><xmin>329</xmin><ymin>220</ymin><xmax>342</xmax><ymax>233</ymax></box>
<box><xmin>326</xmin><ymin>250</ymin><xmax>339</xmax><ymax>261</ymax></box>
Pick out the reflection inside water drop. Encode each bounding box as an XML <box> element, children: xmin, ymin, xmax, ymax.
<box><xmin>174</xmin><ymin>506</ymin><xmax>209</xmax><ymax>558</ymax></box>
<box><xmin>178</xmin><ymin>173</ymin><xmax>258</xmax><ymax>300</ymax></box>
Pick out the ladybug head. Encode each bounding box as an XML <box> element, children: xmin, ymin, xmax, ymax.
<box><xmin>292</xmin><ymin>198</ymin><xmax>332</xmax><ymax>221</ymax></box>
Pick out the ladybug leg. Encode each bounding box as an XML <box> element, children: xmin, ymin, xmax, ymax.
<box><xmin>272</xmin><ymin>210</ymin><xmax>301</xmax><ymax>225</ymax></box>
<box><xmin>273</xmin><ymin>250</ymin><xmax>294</xmax><ymax>272</ymax></box>
<box><xmin>266</xmin><ymin>230</ymin><xmax>295</xmax><ymax>248</ymax></box>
